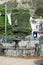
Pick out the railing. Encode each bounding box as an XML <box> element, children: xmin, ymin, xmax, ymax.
<box><xmin>5</xmin><ymin>46</ymin><xmax>35</xmax><ymax>56</ymax></box>
<box><xmin>0</xmin><ymin>38</ymin><xmax>43</xmax><ymax>56</ymax></box>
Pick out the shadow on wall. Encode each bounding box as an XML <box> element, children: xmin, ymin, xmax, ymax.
<box><xmin>34</xmin><ymin>60</ymin><xmax>43</xmax><ymax>65</ymax></box>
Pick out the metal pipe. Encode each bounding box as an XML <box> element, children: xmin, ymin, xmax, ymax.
<box><xmin>5</xmin><ymin>2</ymin><xmax>7</xmax><ymax>43</ymax></box>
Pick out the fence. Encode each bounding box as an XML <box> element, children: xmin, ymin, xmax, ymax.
<box><xmin>0</xmin><ymin>37</ymin><xmax>43</xmax><ymax>56</ymax></box>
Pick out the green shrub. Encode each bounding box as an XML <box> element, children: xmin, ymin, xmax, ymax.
<box><xmin>11</xmin><ymin>9</ymin><xmax>31</xmax><ymax>37</ymax></box>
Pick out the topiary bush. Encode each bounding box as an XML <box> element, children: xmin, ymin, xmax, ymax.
<box><xmin>11</xmin><ymin>9</ymin><xmax>31</xmax><ymax>37</ymax></box>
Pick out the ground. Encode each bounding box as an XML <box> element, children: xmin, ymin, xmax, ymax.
<box><xmin>0</xmin><ymin>56</ymin><xmax>43</xmax><ymax>65</ymax></box>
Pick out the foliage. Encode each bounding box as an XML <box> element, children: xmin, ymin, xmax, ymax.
<box><xmin>0</xmin><ymin>8</ymin><xmax>5</xmax><ymax>37</ymax></box>
<box><xmin>12</xmin><ymin>9</ymin><xmax>31</xmax><ymax>37</ymax></box>
<box><xmin>35</xmin><ymin>7</ymin><xmax>43</xmax><ymax>16</ymax></box>
<box><xmin>31</xmin><ymin>0</ymin><xmax>43</xmax><ymax>8</ymax></box>
<box><xmin>0</xmin><ymin>8</ymin><xmax>12</xmax><ymax>37</ymax></box>
<box><xmin>0</xmin><ymin>8</ymin><xmax>5</xmax><ymax>15</ymax></box>
<box><xmin>7</xmin><ymin>0</ymin><xmax>18</xmax><ymax>11</ymax></box>
<box><xmin>0</xmin><ymin>8</ymin><xmax>31</xmax><ymax>37</ymax></box>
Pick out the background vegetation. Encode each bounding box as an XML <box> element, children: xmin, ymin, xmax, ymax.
<box><xmin>0</xmin><ymin>8</ymin><xmax>31</xmax><ymax>38</ymax></box>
